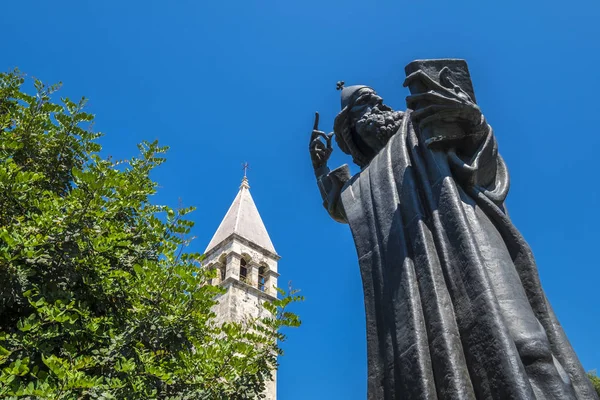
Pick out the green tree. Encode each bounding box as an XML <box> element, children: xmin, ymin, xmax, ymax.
<box><xmin>589</xmin><ymin>371</ymin><xmax>600</xmax><ymax>397</ymax></box>
<box><xmin>0</xmin><ymin>70</ymin><xmax>301</xmax><ymax>399</ymax></box>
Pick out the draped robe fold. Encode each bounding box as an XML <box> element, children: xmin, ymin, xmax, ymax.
<box><xmin>322</xmin><ymin>112</ymin><xmax>597</xmax><ymax>399</ymax></box>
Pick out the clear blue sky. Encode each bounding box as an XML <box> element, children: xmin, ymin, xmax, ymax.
<box><xmin>2</xmin><ymin>1</ymin><xmax>599</xmax><ymax>398</ymax></box>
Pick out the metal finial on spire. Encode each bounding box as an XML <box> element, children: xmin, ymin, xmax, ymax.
<box><xmin>240</xmin><ymin>162</ymin><xmax>250</xmax><ymax>189</ymax></box>
<box><xmin>336</xmin><ymin>81</ymin><xmax>345</xmax><ymax>91</ymax></box>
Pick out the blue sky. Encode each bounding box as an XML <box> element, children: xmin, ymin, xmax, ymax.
<box><xmin>2</xmin><ymin>0</ymin><xmax>599</xmax><ymax>398</ymax></box>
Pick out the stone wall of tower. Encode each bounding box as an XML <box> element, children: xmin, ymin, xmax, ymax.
<box><xmin>211</xmin><ymin>283</ymin><xmax>277</xmax><ymax>399</ymax></box>
<box><xmin>204</xmin><ymin>236</ymin><xmax>280</xmax><ymax>400</ymax></box>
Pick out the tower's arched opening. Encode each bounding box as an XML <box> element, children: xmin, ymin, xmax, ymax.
<box><xmin>240</xmin><ymin>258</ymin><xmax>248</xmax><ymax>283</ymax></box>
<box><xmin>258</xmin><ymin>265</ymin><xmax>267</xmax><ymax>291</ymax></box>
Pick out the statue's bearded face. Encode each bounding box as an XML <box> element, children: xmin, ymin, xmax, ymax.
<box><xmin>349</xmin><ymin>90</ymin><xmax>404</xmax><ymax>159</ymax></box>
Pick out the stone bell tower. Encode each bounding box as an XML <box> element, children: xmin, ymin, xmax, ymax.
<box><xmin>203</xmin><ymin>174</ymin><xmax>279</xmax><ymax>400</ymax></box>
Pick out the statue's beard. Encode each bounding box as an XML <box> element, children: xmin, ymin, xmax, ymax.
<box><xmin>354</xmin><ymin>106</ymin><xmax>404</xmax><ymax>153</ymax></box>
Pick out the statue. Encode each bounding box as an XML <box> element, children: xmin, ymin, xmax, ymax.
<box><xmin>309</xmin><ymin>59</ymin><xmax>597</xmax><ymax>400</ymax></box>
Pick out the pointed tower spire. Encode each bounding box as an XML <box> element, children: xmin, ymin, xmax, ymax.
<box><xmin>204</xmin><ymin>173</ymin><xmax>276</xmax><ymax>255</ymax></box>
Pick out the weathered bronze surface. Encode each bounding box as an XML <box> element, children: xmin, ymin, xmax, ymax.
<box><xmin>309</xmin><ymin>59</ymin><xmax>597</xmax><ymax>399</ymax></box>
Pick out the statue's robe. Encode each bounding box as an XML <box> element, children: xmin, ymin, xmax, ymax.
<box><xmin>320</xmin><ymin>112</ymin><xmax>597</xmax><ymax>400</ymax></box>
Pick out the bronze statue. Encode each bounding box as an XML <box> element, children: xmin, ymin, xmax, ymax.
<box><xmin>309</xmin><ymin>59</ymin><xmax>597</xmax><ymax>399</ymax></box>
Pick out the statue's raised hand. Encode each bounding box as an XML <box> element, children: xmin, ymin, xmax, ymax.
<box><xmin>403</xmin><ymin>67</ymin><xmax>485</xmax><ymax>133</ymax></box>
<box><xmin>309</xmin><ymin>112</ymin><xmax>334</xmax><ymax>169</ymax></box>
<box><xmin>310</xmin><ymin>129</ymin><xmax>333</xmax><ymax>169</ymax></box>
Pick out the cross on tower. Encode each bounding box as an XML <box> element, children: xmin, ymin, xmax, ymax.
<box><xmin>242</xmin><ymin>162</ymin><xmax>250</xmax><ymax>178</ymax></box>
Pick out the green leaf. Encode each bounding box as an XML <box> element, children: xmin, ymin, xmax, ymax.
<box><xmin>0</xmin><ymin>346</ymin><xmax>11</xmax><ymax>365</ymax></box>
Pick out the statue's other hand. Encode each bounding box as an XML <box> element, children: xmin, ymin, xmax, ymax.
<box><xmin>309</xmin><ymin>129</ymin><xmax>333</xmax><ymax>169</ymax></box>
<box><xmin>404</xmin><ymin>68</ymin><xmax>484</xmax><ymax>133</ymax></box>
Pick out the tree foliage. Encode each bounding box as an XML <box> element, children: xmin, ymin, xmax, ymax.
<box><xmin>0</xmin><ymin>70</ymin><xmax>301</xmax><ymax>399</ymax></box>
<box><xmin>589</xmin><ymin>372</ymin><xmax>600</xmax><ymax>397</ymax></box>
